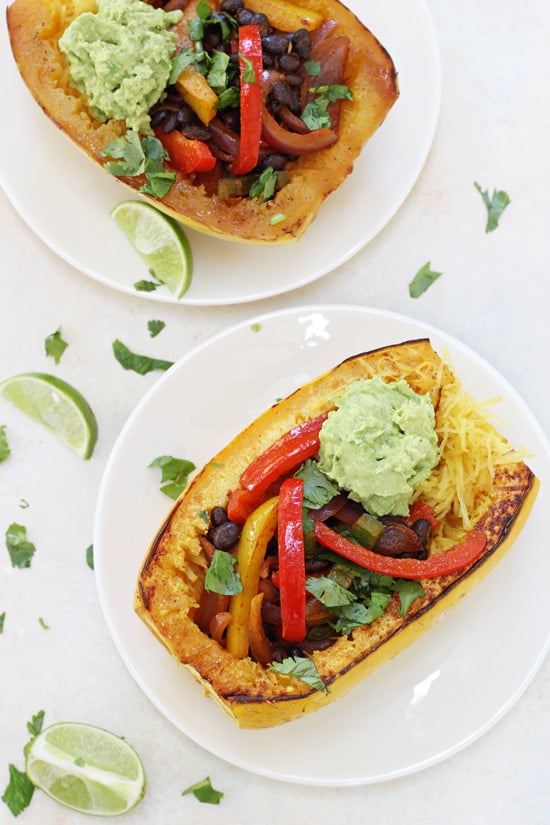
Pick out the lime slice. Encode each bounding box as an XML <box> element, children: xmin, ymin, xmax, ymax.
<box><xmin>111</xmin><ymin>200</ymin><xmax>193</xmax><ymax>298</ymax></box>
<box><xmin>0</xmin><ymin>373</ymin><xmax>98</xmax><ymax>459</ymax></box>
<box><xmin>25</xmin><ymin>722</ymin><xmax>145</xmax><ymax>817</ymax></box>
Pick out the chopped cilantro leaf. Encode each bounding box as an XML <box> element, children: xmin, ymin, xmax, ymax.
<box><xmin>306</xmin><ymin>575</ymin><xmax>355</xmax><ymax>608</ymax></box>
<box><xmin>393</xmin><ymin>578</ymin><xmax>425</xmax><ymax>616</ymax></box>
<box><xmin>38</xmin><ymin>617</ymin><xmax>49</xmax><ymax>630</ymax></box>
<box><xmin>169</xmin><ymin>49</ymin><xmax>195</xmax><ymax>83</ymax></box>
<box><xmin>147</xmin><ymin>319</ymin><xmax>166</xmax><ymax>338</ymax></box>
<box><xmin>240</xmin><ymin>53</ymin><xmax>257</xmax><ymax>83</ymax></box>
<box><xmin>86</xmin><ymin>544</ymin><xmax>94</xmax><ymax>570</ymax></box>
<box><xmin>294</xmin><ymin>460</ymin><xmax>339</xmax><ymax>509</ymax></box>
<box><xmin>0</xmin><ymin>612</ymin><xmax>5</xmax><ymax>633</ymax></box>
<box><xmin>27</xmin><ymin>711</ymin><xmax>45</xmax><ymax>737</ymax></box>
<box><xmin>474</xmin><ymin>182</ymin><xmax>511</xmax><ymax>232</ymax></box>
<box><xmin>1</xmin><ymin>764</ymin><xmax>35</xmax><ymax>817</ymax></box>
<box><xmin>149</xmin><ymin>455</ymin><xmax>196</xmax><ymax>499</ymax></box>
<box><xmin>112</xmin><ymin>340</ymin><xmax>174</xmax><ymax>375</ymax></box>
<box><xmin>301</xmin><ymin>84</ymin><xmax>352</xmax><ymax>130</ymax></box>
<box><xmin>409</xmin><ymin>261</ymin><xmax>443</xmax><ymax>298</ymax></box>
<box><xmin>270</xmin><ymin>655</ymin><xmax>329</xmax><ymax>694</ymax></box>
<box><xmin>250</xmin><ymin>323</ymin><xmax>261</xmax><ymax>332</ymax></box>
<box><xmin>5</xmin><ymin>523</ymin><xmax>36</xmax><ymax>568</ymax></box>
<box><xmin>19</xmin><ymin>499</ymin><xmax>29</xmax><ymax>510</ymax></box>
<box><xmin>204</xmin><ymin>550</ymin><xmax>242</xmax><ymax>595</ymax></box>
<box><xmin>44</xmin><ymin>326</ymin><xmax>68</xmax><ymax>364</ymax></box>
<box><xmin>304</xmin><ymin>59</ymin><xmax>321</xmax><ymax>75</ymax></box>
<box><xmin>217</xmin><ymin>86</ymin><xmax>240</xmax><ymax>108</ymax></box>
<box><xmin>249</xmin><ymin>167</ymin><xmax>278</xmax><ymax>203</ymax></box>
<box><xmin>0</xmin><ymin>425</ymin><xmax>10</xmax><ymax>462</ymax></box>
<box><xmin>207</xmin><ymin>49</ymin><xmax>230</xmax><ymax>92</ymax></box>
<box><xmin>101</xmin><ymin>132</ymin><xmax>176</xmax><ymax>198</ymax></box>
<box><xmin>134</xmin><ymin>280</ymin><xmax>159</xmax><ymax>293</ymax></box>
<box><xmin>182</xmin><ymin>776</ymin><xmax>224</xmax><ymax>804</ymax></box>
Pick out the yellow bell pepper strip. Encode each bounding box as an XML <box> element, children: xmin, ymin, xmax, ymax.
<box><xmin>226</xmin><ymin>497</ymin><xmax>279</xmax><ymax>658</ymax></box>
<box><xmin>175</xmin><ymin>66</ymin><xmax>219</xmax><ymax>126</ymax></box>
<box><xmin>244</xmin><ymin>0</ymin><xmax>323</xmax><ymax>32</ymax></box>
<box><xmin>278</xmin><ymin>477</ymin><xmax>307</xmax><ymax>642</ymax></box>
<box><xmin>229</xmin><ymin>24</ymin><xmax>263</xmax><ymax>175</ymax></box>
<box><xmin>248</xmin><ymin>592</ymin><xmax>274</xmax><ymax>666</ymax></box>
<box><xmin>313</xmin><ymin>521</ymin><xmax>488</xmax><ymax>580</ymax></box>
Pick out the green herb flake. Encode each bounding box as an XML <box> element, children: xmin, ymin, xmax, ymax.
<box><xmin>474</xmin><ymin>182</ymin><xmax>511</xmax><ymax>233</ymax></box>
<box><xmin>149</xmin><ymin>455</ymin><xmax>196</xmax><ymax>500</ymax></box>
<box><xmin>198</xmin><ymin>510</ymin><xmax>209</xmax><ymax>524</ymax></box>
<box><xmin>249</xmin><ymin>167</ymin><xmax>277</xmax><ymax>203</ymax></box>
<box><xmin>44</xmin><ymin>326</ymin><xmax>68</xmax><ymax>364</ymax></box>
<box><xmin>295</xmin><ymin>460</ymin><xmax>339</xmax><ymax>509</ymax></box>
<box><xmin>101</xmin><ymin>132</ymin><xmax>176</xmax><ymax>198</ymax></box>
<box><xmin>270</xmin><ymin>656</ymin><xmax>329</xmax><ymax>694</ymax></box>
<box><xmin>0</xmin><ymin>425</ymin><xmax>11</xmax><ymax>463</ymax></box>
<box><xmin>5</xmin><ymin>523</ymin><xmax>36</xmax><ymax>569</ymax></box>
<box><xmin>240</xmin><ymin>53</ymin><xmax>257</xmax><ymax>84</ymax></box>
<box><xmin>301</xmin><ymin>84</ymin><xmax>352</xmax><ymax>130</ymax></box>
<box><xmin>250</xmin><ymin>323</ymin><xmax>261</xmax><ymax>332</ymax></box>
<box><xmin>19</xmin><ymin>499</ymin><xmax>30</xmax><ymax>510</ymax></box>
<box><xmin>86</xmin><ymin>544</ymin><xmax>94</xmax><ymax>570</ymax></box>
<box><xmin>148</xmin><ymin>319</ymin><xmax>166</xmax><ymax>338</ymax></box>
<box><xmin>38</xmin><ymin>617</ymin><xmax>49</xmax><ymax>630</ymax></box>
<box><xmin>113</xmin><ymin>339</ymin><xmax>174</xmax><ymax>375</ymax></box>
<box><xmin>182</xmin><ymin>776</ymin><xmax>224</xmax><ymax>805</ymax></box>
<box><xmin>1</xmin><ymin>764</ymin><xmax>35</xmax><ymax>817</ymax></box>
<box><xmin>270</xmin><ymin>212</ymin><xmax>286</xmax><ymax>226</ymax></box>
<box><xmin>0</xmin><ymin>612</ymin><xmax>5</xmax><ymax>634</ymax></box>
<box><xmin>393</xmin><ymin>579</ymin><xmax>425</xmax><ymax>616</ymax></box>
<box><xmin>27</xmin><ymin>710</ymin><xmax>45</xmax><ymax>738</ymax></box>
<box><xmin>204</xmin><ymin>549</ymin><xmax>242</xmax><ymax>595</ymax></box>
<box><xmin>304</xmin><ymin>59</ymin><xmax>321</xmax><ymax>75</ymax></box>
<box><xmin>409</xmin><ymin>261</ymin><xmax>443</xmax><ymax>298</ymax></box>
<box><xmin>306</xmin><ymin>575</ymin><xmax>355</xmax><ymax>608</ymax></box>
<box><xmin>74</xmin><ymin>756</ymin><xmax>86</xmax><ymax>767</ymax></box>
<box><xmin>134</xmin><ymin>279</ymin><xmax>159</xmax><ymax>293</ymax></box>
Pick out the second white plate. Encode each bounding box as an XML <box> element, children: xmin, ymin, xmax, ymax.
<box><xmin>0</xmin><ymin>0</ymin><xmax>440</xmax><ymax>305</ymax></box>
<box><xmin>94</xmin><ymin>305</ymin><xmax>550</xmax><ymax>785</ymax></box>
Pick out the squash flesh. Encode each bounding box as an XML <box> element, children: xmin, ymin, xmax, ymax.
<box><xmin>7</xmin><ymin>0</ymin><xmax>399</xmax><ymax>243</ymax></box>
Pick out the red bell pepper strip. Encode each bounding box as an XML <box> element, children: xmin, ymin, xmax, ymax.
<box><xmin>227</xmin><ymin>488</ymin><xmax>265</xmax><ymax>525</ymax></box>
<box><xmin>261</xmin><ymin>106</ymin><xmax>338</xmax><ymax>155</ymax></box>
<box><xmin>229</xmin><ymin>24</ymin><xmax>263</xmax><ymax>175</ymax></box>
<box><xmin>240</xmin><ymin>413</ymin><xmax>328</xmax><ymax>497</ymax></box>
<box><xmin>278</xmin><ymin>477</ymin><xmax>306</xmax><ymax>642</ymax></box>
<box><xmin>406</xmin><ymin>499</ymin><xmax>439</xmax><ymax>531</ymax></box>
<box><xmin>155</xmin><ymin>128</ymin><xmax>216</xmax><ymax>174</ymax></box>
<box><xmin>313</xmin><ymin>521</ymin><xmax>488</xmax><ymax>581</ymax></box>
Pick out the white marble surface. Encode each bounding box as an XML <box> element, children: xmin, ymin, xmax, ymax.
<box><xmin>1</xmin><ymin>0</ymin><xmax>549</xmax><ymax>822</ymax></box>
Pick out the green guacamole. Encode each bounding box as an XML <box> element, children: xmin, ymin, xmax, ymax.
<box><xmin>318</xmin><ymin>377</ymin><xmax>440</xmax><ymax>517</ymax></box>
<box><xmin>59</xmin><ymin>0</ymin><xmax>182</xmax><ymax>134</ymax></box>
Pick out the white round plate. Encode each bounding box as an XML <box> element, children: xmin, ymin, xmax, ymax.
<box><xmin>0</xmin><ymin>0</ymin><xmax>440</xmax><ymax>305</ymax></box>
<box><xmin>94</xmin><ymin>305</ymin><xmax>550</xmax><ymax>786</ymax></box>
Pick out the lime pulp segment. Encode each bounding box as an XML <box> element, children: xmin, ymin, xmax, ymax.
<box><xmin>111</xmin><ymin>200</ymin><xmax>193</xmax><ymax>299</ymax></box>
<box><xmin>25</xmin><ymin>722</ymin><xmax>146</xmax><ymax>816</ymax></box>
<box><xmin>0</xmin><ymin>373</ymin><xmax>98</xmax><ymax>459</ymax></box>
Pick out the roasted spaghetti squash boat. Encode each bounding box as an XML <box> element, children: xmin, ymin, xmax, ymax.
<box><xmin>135</xmin><ymin>339</ymin><xmax>539</xmax><ymax>728</ymax></box>
<box><xmin>7</xmin><ymin>0</ymin><xmax>398</xmax><ymax>243</ymax></box>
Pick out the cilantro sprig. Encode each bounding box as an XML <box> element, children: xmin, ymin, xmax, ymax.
<box><xmin>5</xmin><ymin>523</ymin><xmax>36</xmax><ymax>569</ymax></box>
<box><xmin>2</xmin><ymin>710</ymin><xmax>45</xmax><ymax>817</ymax></box>
<box><xmin>204</xmin><ymin>550</ymin><xmax>242</xmax><ymax>595</ymax></box>
<box><xmin>44</xmin><ymin>327</ymin><xmax>68</xmax><ymax>364</ymax></box>
<box><xmin>182</xmin><ymin>776</ymin><xmax>224</xmax><ymax>805</ymax></box>
<box><xmin>474</xmin><ymin>182</ymin><xmax>511</xmax><ymax>232</ymax></box>
<box><xmin>270</xmin><ymin>656</ymin><xmax>329</xmax><ymax>694</ymax></box>
<box><xmin>101</xmin><ymin>132</ymin><xmax>176</xmax><ymax>198</ymax></box>
<box><xmin>301</xmin><ymin>84</ymin><xmax>353</xmax><ymax>130</ymax></box>
<box><xmin>409</xmin><ymin>261</ymin><xmax>443</xmax><ymax>298</ymax></box>
<box><xmin>112</xmin><ymin>340</ymin><xmax>174</xmax><ymax>375</ymax></box>
<box><xmin>149</xmin><ymin>455</ymin><xmax>196</xmax><ymax>500</ymax></box>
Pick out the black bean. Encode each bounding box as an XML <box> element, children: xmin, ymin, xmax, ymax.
<box><xmin>292</xmin><ymin>28</ymin><xmax>311</xmax><ymax>59</ymax></box>
<box><xmin>161</xmin><ymin>111</ymin><xmax>178</xmax><ymax>133</ymax></box>
<box><xmin>209</xmin><ymin>521</ymin><xmax>241</xmax><ymax>550</ymax></box>
<box><xmin>235</xmin><ymin>8</ymin><xmax>253</xmax><ymax>25</ymax></box>
<box><xmin>278</xmin><ymin>52</ymin><xmax>300</xmax><ymax>73</ymax></box>
<box><xmin>210</xmin><ymin>506</ymin><xmax>228</xmax><ymax>527</ymax></box>
<box><xmin>285</xmin><ymin>73</ymin><xmax>303</xmax><ymax>87</ymax></box>
<box><xmin>270</xmin><ymin>80</ymin><xmax>292</xmax><ymax>108</ymax></box>
<box><xmin>262</xmin><ymin>34</ymin><xmax>289</xmax><ymax>55</ymax></box>
<box><xmin>261</xmin><ymin>153</ymin><xmax>288</xmax><ymax>171</ymax></box>
<box><xmin>250</xmin><ymin>12</ymin><xmax>271</xmax><ymax>33</ymax></box>
<box><xmin>262</xmin><ymin>53</ymin><xmax>274</xmax><ymax>69</ymax></box>
<box><xmin>412</xmin><ymin>518</ymin><xmax>433</xmax><ymax>547</ymax></box>
<box><xmin>220</xmin><ymin>0</ymin><xmax>243</xmax><ymax>13</ymax></box>
<box><xmin>150</xmin><ymin>109</ymin><xmax>167</xmax><ymax>128</ymax></box>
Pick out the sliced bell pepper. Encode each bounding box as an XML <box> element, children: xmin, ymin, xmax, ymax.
<box><xmin>261</xmin><ymin>106</ymin><xmax>338</xmax><ymax>155</ymax></box>
<box><xmin>313</xmin><ymin>521</ymin><xmax>488</xmax><ymax>581</ymax></box>
<box><xmin>227</xmin><ymin>488</ymin><xmax>265</xmax><ymax>525</ymax></box>
<box><xmin>175</xmin><ymin>66</ymin><xmax>219</xmax><ymax>126</ymax></box>
<box><xmin>229</xmin><ymin>24</ymin><xmax>263</xmax><ymax>175</ymax></box>
<box><xmin>278</xmin><ymin>477</ymin><xmax>306</xmax><ymax>642</ymax></box>
<box><xmin>155</xmin><ymin>127</ymin><xmax>216</xmax><ymax>174</ymax></box>
<box><xmin>240</xmin><ymin>413</ymin><xmax>328</xmax><ymax>497</ymax></box>
<box><xmin>226</xmin><ymin>497</ymin><xmax>279</xmax><ymax>658</ymax></box>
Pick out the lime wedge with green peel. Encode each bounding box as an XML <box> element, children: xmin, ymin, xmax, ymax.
<box><xmin>111</xmin><ymin>200</ymin><xmax>193</xmax><ymax>298</ymax></box>
<box><xmin>0</xmin><ymin>373</ymin><xmax>98</xmax><ymax>459</ymax></box>
<box><xmin>25</xmin><ymin>722</ymin><xmax>146</xmax><ymax>817</ymax></box>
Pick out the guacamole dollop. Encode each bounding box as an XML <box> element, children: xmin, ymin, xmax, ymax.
<box><xmin>59</xmin><ymin>0</ymin><xmax>182</xmax><ymax>134</ymax></box>
<box><xmin>317</xmin><ymin>377</ymin><xmax>440</xmax><ymax>517</ymax></box>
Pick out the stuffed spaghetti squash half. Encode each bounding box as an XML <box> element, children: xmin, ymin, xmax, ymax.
<box><xmin>135</xmin><ymin>339</ymin><xmax>538</xmax><ymax>728</ymax></box>
<box><xmin>7</xmin><ymin>0</ymin><xmax>398</xmax><ymax>243</ymax></box>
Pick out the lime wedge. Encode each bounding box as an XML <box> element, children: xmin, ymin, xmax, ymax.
<box><xmin>25</xmin><ymin>722</ymin><xmax>145</xmax><ymax>817</ymax></box>
<box><xmin>0</xmin><ymin>373</ymin><xmax>98</xmax><ymax>459</ymax></box>
<box><xmin>111</xmin><ymin>200</ymin><xmax>193</xmax><ymax>298</ymax></box>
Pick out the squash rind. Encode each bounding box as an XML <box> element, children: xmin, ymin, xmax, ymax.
<box><xmin>6</xmin><ymin>0</ymin><xmax>399</xmax><ymax>243</ymax></box>
<box><xmin>134</xmin><ymin>339</ymin><xmax>539</xmax><ymax>728</ymax></box>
